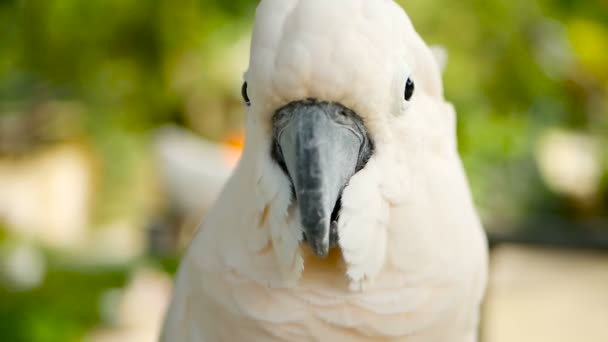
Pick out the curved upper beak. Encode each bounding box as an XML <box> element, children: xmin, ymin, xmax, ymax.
<box><xmin>272</xmin><ymin>99</ymin><xmax>373</xmax><ymax>258</ymax></box>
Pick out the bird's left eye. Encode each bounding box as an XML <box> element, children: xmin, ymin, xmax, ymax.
<box><xmin>242</xmin><ymin>82</ymin><xmax>251</xmax><ymax>106</ymax></box>
<box><xmin>404</xmin><ymin>77</ymin><xmax>415</xmax><ymax>101</ymax></box>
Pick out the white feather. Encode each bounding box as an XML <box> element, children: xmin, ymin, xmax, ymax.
<box><xmin>430</xmin><ymin>45</ymin><xmax>449</xmax><ymax>74</ymax></box>
<box><xmin>161</xmin><ymin>0</ymin><xmax>488</xmax><ymax>341</ymax></box>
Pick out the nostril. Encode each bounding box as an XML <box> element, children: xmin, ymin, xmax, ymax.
<box><xmin>330</xmin><ymin>196</ymin><xmax>342</xmax><ymax>224</ymax></box>
<box><xmin>329</xmin><ymin>196</ymin><xmax>342</xmax><ymax>247</ymax></box>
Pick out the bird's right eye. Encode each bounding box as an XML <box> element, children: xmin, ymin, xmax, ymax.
<box><xmin>404</xmin><ymin>77</ymin><xmax>415</xmax><ymax>101</ymax></box>
<box><xmin>242</xmin><ymin>82</ymin><xmax>251</xmax><ymax>106</ymax></box>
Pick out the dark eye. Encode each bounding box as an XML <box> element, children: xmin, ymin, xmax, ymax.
<box><xmin>241</xmin><ymin>82</ymin><xmax>251</xmax><ymax>106</ymax></box>
<box><xmin>404</xmin><ymin>77</ymin><xmax>415</xmax><ymax>101</ymax></box>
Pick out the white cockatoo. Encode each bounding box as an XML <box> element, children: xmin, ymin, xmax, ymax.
<box><xmin>161</xmin><ymin>0</ymin><xmax>488</xmax><ymax>341</ymax></box>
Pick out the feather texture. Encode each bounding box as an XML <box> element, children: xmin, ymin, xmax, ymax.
<box><xmin>161</xmin><ymin>0</ymin><xmax>487</xmax><ymax>341</ymax></box>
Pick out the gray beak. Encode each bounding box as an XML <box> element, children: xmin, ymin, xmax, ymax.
<box><xmin>272</xmin><ymin>99</ymin><xmax>373</xmax><ymax>258</ymax></box>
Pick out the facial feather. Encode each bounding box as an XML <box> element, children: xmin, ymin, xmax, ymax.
<box><xmin>245</xmin><ymin>0</ymin><xmax>456</xmax><ymax>288</ymax></box>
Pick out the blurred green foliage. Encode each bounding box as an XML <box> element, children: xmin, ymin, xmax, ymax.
<box><xmin>0</xmin><ymin>266</ymin><xmax>128</xmax><ymax>342</ymax></box>
<box><xmin>408</xmin><ymin>0</ymin><xmax>608</xmax><ymax>227</ymax></box>
<box><xmin>0</xmin><ymin>0</ymin><xmax>607</xmax><ymax>341</ymax></box>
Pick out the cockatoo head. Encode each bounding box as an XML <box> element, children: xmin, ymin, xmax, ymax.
<box><xmin>241</xmin><ymin>0</ymin><xmax>454</xmax><ymax>283</ymax></box>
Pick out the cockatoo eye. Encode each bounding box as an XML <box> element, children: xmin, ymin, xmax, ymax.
<box><xmin>242</xmin><ymin>82</ymin><xmax>251</xmax><ymax>106</ymax></box>
<box><xmin>404</xmin><ymin>77</ymin><xmax>415</xmax><ymax>101</ymax></box>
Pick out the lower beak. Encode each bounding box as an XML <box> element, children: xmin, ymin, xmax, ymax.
<box><xmin>273</xmin><ymin>100</ymin><xmax>372</xmax><ymax>258</ymax></box>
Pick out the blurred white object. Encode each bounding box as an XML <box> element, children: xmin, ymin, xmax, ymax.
<box><xmin>0</xmin><ymin>146</ymin><xmax>91</xmax><ymax>248</ymax></box>
<box><xmin>86</xmin><ymin>268</ymin><xmax>172</xmax><ymax>342</ymax></box>
<box><xmin>153</xmin><ymin>125</ymin><xmax>240</xmax><ymax>247</ymax></box>
<box><xmin>430</xmin><ymin>45</ymin><xmax>448</xmax><ymax>73</ymax></box>
<box><xmin>536</xmin><ymin>129</ymin><xmax>602</xmax><ymax>200</ymax></box>
<box><xmin>484</xmin><ymin>245</ymin><xmax>608</xmax><ymax>342</ymax></box>
<box><xmin>153</xmin><ymin>125</ymin><xmax>239</xmax><ymax>216</ymax></box>
<box><xmin>0</xmin><ymin>242</ymin><xmax>46</xmax><ymax>291</ymax></box>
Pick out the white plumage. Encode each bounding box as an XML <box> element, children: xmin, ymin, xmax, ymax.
<box><xmin>161</xmin><ymin>0</ymin><xmax>488</xmax><ymax>341</ymax></box>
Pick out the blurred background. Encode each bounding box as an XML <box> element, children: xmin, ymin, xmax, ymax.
<box><xmin>0</xmin><ymin>0</ymin><xmax>606</xmax><ymax>341</ymax></box>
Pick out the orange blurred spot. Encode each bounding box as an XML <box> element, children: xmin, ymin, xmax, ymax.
<box><xmin>223</xmin><ymin>131</ymin><xmax>245</xmax><ymax>167</ymax></box>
